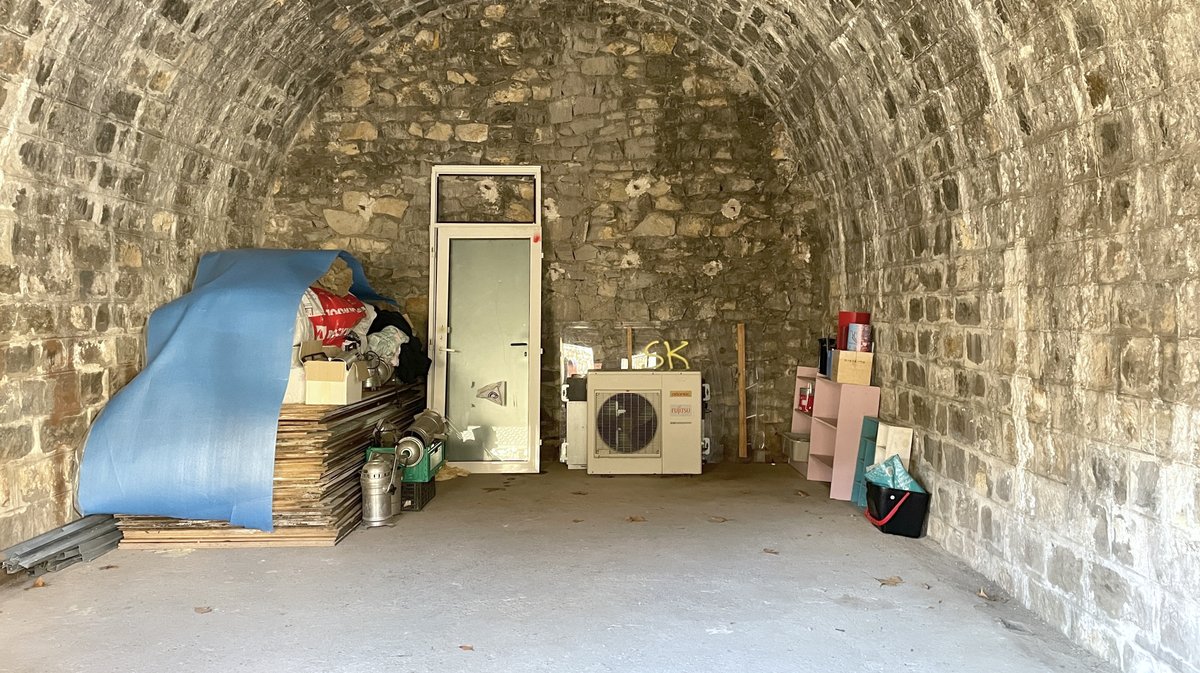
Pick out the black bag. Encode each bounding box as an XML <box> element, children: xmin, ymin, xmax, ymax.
<box><xmin>864</xmin><ymin>482</ymin><xmax>931</xmax><ymax>538</ymax></box>
<box><xmin>369</xmin><ymin>309</ymin><xmax>431</xmax><ymax>384</ymax></box>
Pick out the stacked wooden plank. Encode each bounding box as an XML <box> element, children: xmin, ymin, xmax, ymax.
<box><xmin>117</xmin><ymin>384</ymin><xmax>425</xmax><ymax>549</ymax></box>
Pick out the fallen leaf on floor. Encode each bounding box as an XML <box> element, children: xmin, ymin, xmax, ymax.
<box><xmin>708</xmin><ymin>516</ymin><xmax>729</xmax><ymax>523</ymax></box>
<box><xmin>194</xmin><ymin>607</ymin><xmax>212</xmax><ymax>614</ymax></box>
<box><xmin>99</xmin><ymin>565</ymin><xmax>119</xmax><ymax>571</ymax></box>
<box><xmin>625</xmin><ymin>515</ymin><xmax>646</xmax><ymax>523</ymax></box>
<box><xmin>572</xmin><ymin>519</ymin><xmax>584</xmax><ymax>523</ymax></box>
<box><xmin>762</xmin><ymin>548</ymin><xmax>779</xmax><ymax>555</ymax></box>
<box><xmin>436</xmin><ymin>465</ymin><xmax>471</xmax><ymax>481</ymax></box>
<box><xmin>978</xmin><ymin>587</ymin><xmax>1001</xmax><ymax>601</ymax></box>
<box><xmin>26</xmin><ymin>577</ymin><xmax>47</xmax><ymax>590</ymax></box>
<box><xmin>795</xmin><ymin>490</ymin><xmax>809</xmax><ymax>498</ymax></box>
<box><xmin>571</xmin><ymin>491</ymin><xmax>588</xmax><ymax>496</ymax></box>
<box><xmin>459</xmin><ymin>645</ymin><xmax>474</xmax><ymax>651</ymax></box>
<box><xmin>876</xmin><ymin>576</ymin><xmax>904</xmax><ymax>587</ymax></box>
<box><xmin>482</xmin><ymin>487</ymin><xmax>505</xmax><ymax>492</ymax></box>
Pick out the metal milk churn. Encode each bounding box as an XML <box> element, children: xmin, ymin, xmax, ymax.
<box><xmin>360</xmin><ymin>455</ymin><xmax>395</xmax><ymax>527</ymax></box>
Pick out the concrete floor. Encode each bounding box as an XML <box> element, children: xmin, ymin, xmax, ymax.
<box><xmin>1</xmin><ymin>464</ymin><xmax>1111</xmax><ymax>673</ymax></box>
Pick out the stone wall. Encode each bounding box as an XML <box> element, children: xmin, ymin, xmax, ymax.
<box><xmin>0</xmin><ymin>0</ymin><xmax>400</xmax><ymax>549</ymax></box>
<box><xmin>801</xmin><ymin>2</ymin><xmax>1200</xmax><ymax>671</ymax></box>
<box><xmin>265</xmin><ymin>1</ymin><xmax>826</xmax><ymax>454</ymax></box>
<box><xmin>0</xmin><ymin>0</ymin><xmax>1194</xmax><ymax>669</ymax></box>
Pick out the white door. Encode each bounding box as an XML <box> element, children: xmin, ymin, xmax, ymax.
<box><xmin>428</xmin><ymin>166</ymin><xmax>542</xmax><ymax>474</ymax></box>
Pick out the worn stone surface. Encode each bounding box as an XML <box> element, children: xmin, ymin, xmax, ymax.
<box><xmin>806</xmin><ymin>3</ymin><xmax>1200</xmax><ymax>672</ymax></box>
<box><xmin>0</xmin><ymin>0</ymin><xmax>1195</xmax><ymax>671</ymax></box>
<box><xmin>265</xmin><ymin>1</ymin><xmax>825</xmax><ymax>460</ymax></box>
<box><xmin>0</xmin><ymin>0</ymin><xmax>404</xmax><ymax>550</ymax></box>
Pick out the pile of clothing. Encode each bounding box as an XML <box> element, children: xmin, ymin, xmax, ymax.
<box><xmin>283</xmin><ymin>258</ymin><xmax>431</xmax><ymax>403</ymax></box>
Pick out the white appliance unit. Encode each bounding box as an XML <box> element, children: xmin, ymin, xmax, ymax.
<box><xmin>586</xmin><ymin>371</ymin><xmax>702</xmax><ymax>475</ymax></box>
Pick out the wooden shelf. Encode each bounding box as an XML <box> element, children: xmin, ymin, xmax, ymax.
<box><xmin>814</xmin><ymin>416</ymin><xmax>838</xmax><ymax>428</ymax></box>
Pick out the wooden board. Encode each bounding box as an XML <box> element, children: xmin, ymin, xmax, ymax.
<box><xmin>117</xmin><ymin>383</ymin><xmax>425</xmax><ymax>549</ymax></box>
<box><xmin>737</xmin><ymin>322</ymin><xmax>747</xmax><ymax>460</ymax></box>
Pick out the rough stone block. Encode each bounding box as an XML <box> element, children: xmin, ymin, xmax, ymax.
<box><xmin>323</xmin><ymin>209</ymin><xmax>369</xmax><ymax>235</ymax></box>
<box><xmin>454</xmin><ymin>123</ymin><xmax>489</xmax><ymax>142</ymax></box>
<box><xmin>340</xmin><ymin>122</ymin><xmax>378</xmax><ymax>141</ymax></box>
<box><xmin>1048</xmin><ymin>544</ymin><xmax>1084</xmax><ymax>594</ymax></box>
<box><xmin>631</xmin><ymin>212</ymin><xmax>675</xmax><ymax>236</ymax></box>
<box><xmin>548</xmin><ymin>99</ymin><xmax>573</xmax><ymax>124</ymax></box>
<box><xmin>580</xmin><ymin>56</ymin><xmax>619</xmax><ymax>76</ymax></box>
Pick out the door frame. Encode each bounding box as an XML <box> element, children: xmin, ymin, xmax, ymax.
<box><xmin>428</xmin><ymin>165</ymin><xmax>543</xmax><ymax>474</ymax></box>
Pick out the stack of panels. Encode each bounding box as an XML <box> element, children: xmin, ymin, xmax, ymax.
<box><xmin>117</xmin><ymin>384</ymin><xmax>424</xmax><ymax>548</ymax></box>
<box><xmin>2</xmin><ymin>515</ymin><xmax>121</xmax><ymax>575</ymax></box>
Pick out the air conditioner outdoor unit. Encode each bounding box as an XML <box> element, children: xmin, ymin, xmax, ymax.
<box><xmin>586</xmin><ymin>371</ymin><xmax>702</xmax><ymax>475</ymax></box>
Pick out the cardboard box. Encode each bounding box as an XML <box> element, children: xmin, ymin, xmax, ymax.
<box><xmin>831</xmin><ymin>350</ymin><xmax>873</xmax><ymax>386</ymax></box>
<box><xmin>301</xmin><ymin>340</ymin><xmax>368</xmax><ymax>405</ymax></box>
<box><xmin>874</xmin><ymin>422</ymin><xmax>914</xmax><ymax>468</ymax></box>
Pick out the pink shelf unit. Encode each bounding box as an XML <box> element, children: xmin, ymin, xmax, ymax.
<box><xmin>804</xmin><ymin>377</ymin><xmax>879</xmax><ymax>500</ymax></box>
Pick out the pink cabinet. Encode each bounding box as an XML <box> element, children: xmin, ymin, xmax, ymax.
<box><xmin>795</xmin><ymin>371</ymin><xmax>879</xmax><ymax>501</ymax></box>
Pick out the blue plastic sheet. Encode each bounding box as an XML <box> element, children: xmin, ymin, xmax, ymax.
<box><xmin>78</xmin><ymin>249</ymin><xmax>389</xmax><ymax>531</ymax></box>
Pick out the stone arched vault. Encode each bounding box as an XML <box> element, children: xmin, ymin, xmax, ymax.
<box><xmin>0</xmin><ymin>0</ymin><xmax>1197</xmax><ymax>671</ymax></box>
<box><xmin>265</xmin><ymin>0</ymin><xmax>828</xmax><ymax>468</ymax></box>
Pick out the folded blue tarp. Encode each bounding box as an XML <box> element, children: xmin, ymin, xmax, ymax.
<box><xmin>78</xmin><ymin>249</ymin><xmax>390</xmax><ymax>531</ymax></box>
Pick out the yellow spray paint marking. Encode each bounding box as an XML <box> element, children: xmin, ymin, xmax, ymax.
<box><xmin>640</xmin><ymin>340</ymin><xmax>691</xmax><ymax>370</ymax></box>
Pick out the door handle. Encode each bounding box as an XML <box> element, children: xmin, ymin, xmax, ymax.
<box><xmin>441</xmin><ymin>348</ymin><xmax>459</xmax><ymax>353</ymax></box>
<box><xmin>510</xmin><ymin>342</ymin><xmax>528</xmax><ymax>347</ymax></box>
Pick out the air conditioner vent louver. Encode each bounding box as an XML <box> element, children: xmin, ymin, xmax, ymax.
<box><xmin>595</xmin><ymin>392</ymin><xmax>660</xmax><ymax>456</ymax></box>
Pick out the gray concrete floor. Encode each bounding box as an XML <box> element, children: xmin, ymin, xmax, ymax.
<box><xmin>1</xmin><ymin>464</ymin><xmax>1111</xmax><ymax>673</ymax></box>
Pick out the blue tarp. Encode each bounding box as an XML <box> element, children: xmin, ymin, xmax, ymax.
<box><xmin>77</xmin><ymin>249</ymin><xmax>390</xmax><ymax>531</ymax></box>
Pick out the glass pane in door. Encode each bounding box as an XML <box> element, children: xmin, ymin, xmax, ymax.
<box><xmin>444</xmin><ymin>238</ymin><xmax>531</xmax><ymax>463</ymax></box>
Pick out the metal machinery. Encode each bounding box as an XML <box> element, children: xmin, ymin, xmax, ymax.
<box><xmin>559</xmin><ymin>376</ymin><xmax>588</xmax><ymax>470</ymax></box>
<box><xmin>586</xmin><ymin>371</ymin><xmax>703</xmax><ymax>475</ymax></box>
<box><xmin>361</xmin><ymin>409</ymin><xmax>447</xmax><ymax>526</ymax></box>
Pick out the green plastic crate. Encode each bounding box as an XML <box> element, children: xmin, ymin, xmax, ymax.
<box><xmin>401</xmin><ymin>441</ymin><xmax>444</xmax><ymax>483</ymax></box>
<box><xmin>364</xmin><ymin>441</ymin><xmax>445</xmax><ymax>483</ymax></box>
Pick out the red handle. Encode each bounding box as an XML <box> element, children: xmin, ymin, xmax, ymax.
<box><xmin>865</xmin><ymin>491</ymin><xmax>911</xmax><ymax>526</ymax></box>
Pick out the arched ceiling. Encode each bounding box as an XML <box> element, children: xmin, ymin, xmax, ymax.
<box><xmin>142</xmin><ymin>0</ymin><xmax>1070</xmax><ymax>218</ymax></box>
<box><xmin>81</xmin><ymin>0</ymin><xmax>917</xmax><ymax>190</ymax></box>
<box><xmin>5</xmin><ymin>0</ymin><xmax>1186</xmax><ymax>242</ymax></box>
